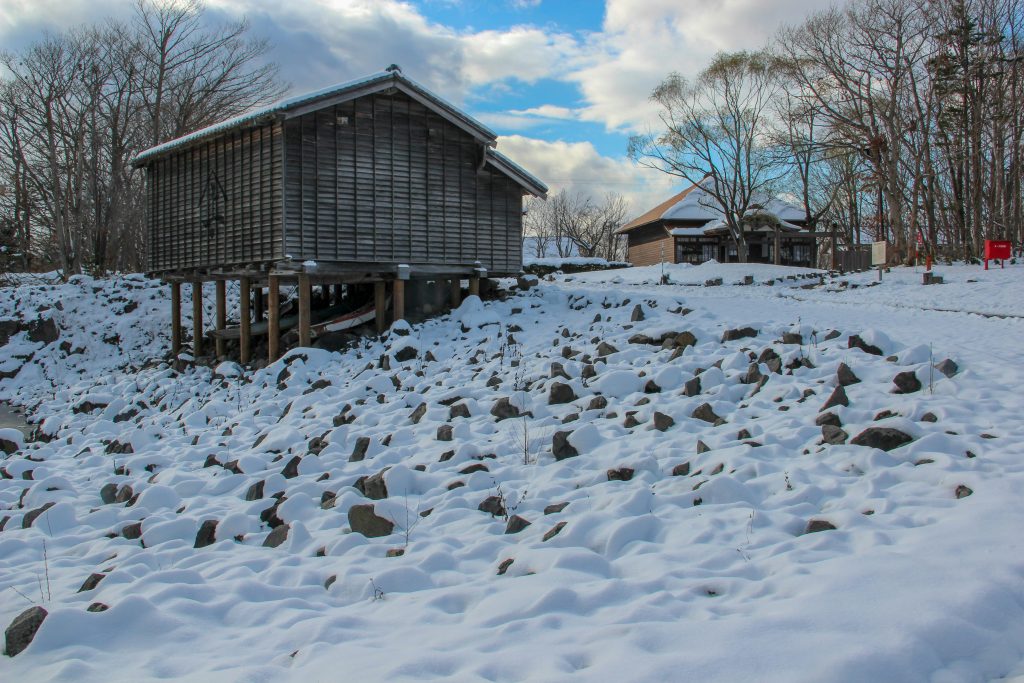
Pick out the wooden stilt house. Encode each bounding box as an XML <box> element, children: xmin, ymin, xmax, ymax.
<box><xmin>133</xmin><ymin>66</ymin><xmax>547</xmax><ymax>362</ymax></box>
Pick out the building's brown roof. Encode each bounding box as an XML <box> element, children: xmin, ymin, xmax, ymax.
<box><xmin>617</xmin><ymin>183</ymin><xmax>700</xmax><ymax>234</ymax></box>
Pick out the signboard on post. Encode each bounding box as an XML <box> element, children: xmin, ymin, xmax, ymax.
<box><xmin>984</xmin><ymin>240</ymin><xmax>1012</xmax><ymax>270</ymax></box>
<box><xmin>871</xmin><ymin>241</ymin><xmax>888</xmax><ymax>266</ymax></box>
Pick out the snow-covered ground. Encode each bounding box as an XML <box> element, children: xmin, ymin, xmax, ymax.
<box><xmin>2</xmin><ymin>262</ymin><xmax>1024</xmax><ymax>682</ymax></box>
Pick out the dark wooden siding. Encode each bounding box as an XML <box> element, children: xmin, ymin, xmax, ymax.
<box><xmin>147</xmin><ymin>122</ymin><xmax>284</xmax><ymax>272</ymax></box>
<box><xmin>282</xmin><ymin>91</ymin><xmax>523</xmax><ymax>274</ymax></box>
<box><xmin>626</xmin><ymin>223</ymin><xmax>674</xmax><ymax>266</ymax></box>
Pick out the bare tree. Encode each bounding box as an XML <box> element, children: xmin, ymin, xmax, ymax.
<box><xmin>629</xmin><ymin>51</ymin><xmax>788</xmax><ymax>262</ymax></box>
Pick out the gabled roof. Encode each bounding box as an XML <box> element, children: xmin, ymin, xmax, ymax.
<box><xmin>133</xmin><ymin>69</ymin><xmax>497</xmax><ymax>166</ymax></box>
<box><xmin>619</xmin><ymin>180</ymin><xmax>807</xmax><ymax>234</ymax></box>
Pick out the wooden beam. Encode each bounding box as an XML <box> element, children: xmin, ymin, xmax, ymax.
<box><xmin>170</xmin><ymin>282</ymin><xmax>182</xmax><ymax>354</ymax></box>
<box><xmin>332</xmin><ymin>284</ymin><xmax>344</xmax><ymax>305</ymax></box>
<box><xmin>215</xmin><ymin>280</ymin><xmax>226</xmax><ymax>358</ymax></box>
<box><xmin>374</xmin><ymin>281</ymin><xmax>386</xmax><ymax>333</ymax></box>
<box><xmin>268</xmin><ymin>275</ymin><xmax>280</xmax><ymax>361</ymax></box>
<box><xmin>393</xmin><ymin>278</ymin><xmax>405</xmax><ymax>325</ymax></box>
<box><xmin>192</xmin><ymin>279</ymin><xmax>203</xmax><ymax>358</ymax></box>
<box><xmin>298</xmin><ymin>272</ymin><xmax>311</xmax><ymax>347</ymax></box>
<box><xmin>450</xmin><ymin>278</ymin><xmax>461</xmax><ymax>309</ymax></box>
<box><xmin>469</xmin><ymin>276</ymin><xmax>480</xmax><ymax>298</ymax></box>
<box><xmin>240</xmin><ymin>276</ymin><xmax>252</xmax><ymax>363</ymax></box>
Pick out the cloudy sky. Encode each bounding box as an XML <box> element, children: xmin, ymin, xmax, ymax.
<box><xmin>0</xmin><ymin>0</ymin><xmax>824</xmax><ymax>215</ymax></box>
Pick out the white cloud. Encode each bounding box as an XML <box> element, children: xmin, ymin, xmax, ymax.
<box><xmin>508</xmin><ymin>104</ymin><xmax>577</xmax><ymax>119</ymax></box>
<box><xmin>496</xmin><ymin>135</ymin><xmax>678</xmax><ymax>218</ymax></box>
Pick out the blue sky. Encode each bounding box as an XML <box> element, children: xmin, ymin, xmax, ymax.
<box><xmin>0</xmin><ymin>0</ymin><xmax>823</xmax><ymax>214</ymax></box>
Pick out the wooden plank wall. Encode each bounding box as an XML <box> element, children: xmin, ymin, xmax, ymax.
<box><xmin>626</xmin><ymin>223</ymin><xmax>674</xmax><ymax>267</ymax></box>
<box><xmin>282</xmin><ymin>92</ymin><xmax>523</xmax><ymax>274</ymax></box>
<box><xmin>147</xmin><ymin>122</ymin><xmax>284</xmax><ymax>271</ymax></box>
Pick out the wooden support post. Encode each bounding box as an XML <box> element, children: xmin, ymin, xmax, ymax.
<box><xmin>298</xmin><ymin>273</ymin><xmax>311</xmax><ymax>348</ymax></box>
<box><xmin>449</xmin><ymin>278</ymin><xmax>461</xmax><ymax>309</ymax></box>
<box><xmin>333</xmin><ymin>284</ymin><xmax>344</xmax><ymax>305</ymax></box>
<box><xmin>191</xmin><ymin>279</ymin><xmax>203</xmax><ymax>359</ymax></box>
<box><xmin>268</xmin><ymin>275</ymin><xmax>280</xmax><ymax>362</ymax></box>
<box><xmin>240</xmin><ymin>276</ymin><xmax>252</xmax><ymax>364</ymax></box>
<box><xmin>393</xmin><ymin>278</ymin><xmax>405</xmax><ymax>325</ymax></box>
<box><xmin>170</xmin><ymin>281</ymin><xmax>182</xmax><ymax>354</ymax></box>
<box><xmin>469</xmin><ymin>276</ymin><xmax>480</xmax><ymax>298</ymax></box>
<box><xmin>215</xmin><ymin>280</ymin><xmax>226</xmax><ymax>359</ymax></box>
<box><xmin>374</xmin><ymin>281</ymin><xmax>387</xmax><ymax>333</ymax></box>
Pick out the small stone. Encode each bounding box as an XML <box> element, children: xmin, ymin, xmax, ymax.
<box><xmin>893</xmin><ymin>370</ymin><xmax>922</xmax><ymax>394</ymax></box>
<box><xmin>848</xmin><ymin>334</ymin><xmax>883</xmax><ymax>356</ymax></box>
<box><xmin>821</xmin><ymin>425</ymin><xmax>849</xmax><ymax>445</ymax></box>
<box><xmin>672</xmin><ymin>462</ymin><xmax>691</xmax><ymax>476</ymax></box>
<box><xmin>607</xmin><ymin>467</ymin><xmax>634</xmax><ymax>482</ymax></box>
<box><xmin>77</xmin><ymin>573</ymin><xmax>106</xmax><ymax>593</ymax></box>
<box><xmin>550</xmin><ymin>362</ymin><xmax>570</xmax><ymax>380</ymax></box>
<box><xmin>548</xmin><ymin>382</ymin><xmax>577</xmax><ymax>405</ymax></box>
<box><xmin>623</xmin><ymin>414</ymin><xmax>641</xmax><ymax>429</ymax></box>
<box><xmin>683</xmin><ymin>376</ymin><xmax>701</xmax><ymax>397</ymax></box>
<box><xmin>5</xmin><ymin>606</ymin><xmax>47</xmax><ymax>657</ymax></box>
<box><xmin>722</xmin><ymin>327</ymin><xmax>757</xmax><ymax>342</ymax></box>
<box><xmin>587</xmin><ymin>396</ymin><xmax>608</xmax><ymax>411</ymax></box>
<box><xmin>410</xmin><ymin>403</ymin><xmax>428</xmax><ymax>424</ymax></box>
<box><xmin>821</xmin><ymin>385</ymin><xmax>849</xmax><ymax>411</ymax></box>
<box><xmin>542</xmin><ymin>521</ymin><xmax>567</xmax><ymax>542</ymax></box>
<box><xmin>581</xmin><ymin>364</ymin><xmax>597</xmax><ymax>379</ymax></box>
<box><xmin>436</xmin><ymin>424</ymin><xmax>453</xmax><ymax>441</ymax></box>
<box><xmin>449</xmin><ymin>403</ymin><xmax>471</xmax><ymax>419</ymax></box>
<box><xmin>742</xmin><ymin>363</ymin><xmax>763</xmax><ymax>385</ymax></box>
<box><xmin>781</xmin><ymin>332</ymin><xmax>802</xmax><ymax>345</ymax></box>
<box><xmin>596</xmin><ymin>341</ymin><xmax>618</xmax><ymax>357</ymax></box>
<box><xmin>386</xmin><ymin>548</ymin><xmax>405</xmax><ymax>557</ymax></box>
<box><xmin>696</xmin><ymin>440</ymin><xmax>710</xmax><ymax>454</ymax></box>
<box><xmin>630</xmin><ymin>304</ymin><xmax>645</xmax><ymax>322</ymax></box>
<box><xmin>324</xmin><ymin>575</ymin><xmax>337</xmax><ymax>590</ymax></box>
<box><xmin>505</xmin><ymin>515</ymin><xmax>531</xmax><ymax>534</ymax></box>
<box><xmin>921</xmin><ymin>412</ymin><xmax>938</xmax><ymax>423</ymax></box>
<box><xmin>348</xmin><ymin>504</ymin><xmax>394</xmax><ymax>538</ymax></box>
<box><xmin>837</xmin><ymin>363</ymin><xmax>860</xmax><ymax>386</ymax></box>
<box><xmin>497</xmin><ymin>558</ymin><xmax>514</xmax><ymax>575</ymax></box>
<box><xmin>281</xmin><ymin>455</ymin><xmax>302</xmax><ymax>479</ymax></box>
<box><xmin>691</xmin><ymin>403</ymin><xmax>721</xmax><ymax>424</ymax></box>
<box><xmin>815</xmin><ymin>415</ymin><xmax>844</xmax><ymax>433</ymax></box>
<box><xmin>935</xmin><ymin>358</ymin><xmax>959</xmax><ymax>378</ymax></box>
<box><xmin>245</xmin><ymin>480</ymin><xmax>265</xmax><ymax>501</ymax></box>
<box><xmin>262</xmin><ymin>523</ymin><xmax>290</xmax><ymax>548</ymax></box>
<box><xmin>121</xmin><ymin>522</ymin><xmax>142</xmax><ymax>540</ymax></box>
<box><xmin>804</xmin><ymin>520</ymin><xmax>836</xmax><ymax>534</ymax></box>
<box><xmin>194</xmin><ymin>520</ymin><xmax>218</xmax><ymax>548</ymax></box>
<box><xmin>652</xmin><ymin>412</ymin><xmax>674</xmax><ymax>432</ymax></box>
<box><xmin>100</xmin><ymin>483</ymin><xmax>118</xmax><ymax>505</ymax></box>
<box><xmin>394</xmin><ymin>346</ymin><xmax>418</xmax><ymax>362</ymax></box>
<box><xmin>850</xmin><ymin>427</ymin><xmax>914</xmax><ymax>451</ymax></box>
<box><xmin>21</xmin><ymin>502</ymin><xmax>55</xmax><ymax>529</ymax></box>
<box><xmin>552</xmin><ymin>431</ymin><xmax>579</xmax><ymax>460</ymax></box>
<box><xmin>87</xmin><ymin>603</ymin><xmax>109</xmax><ymax>613</ymax></box>
<box><xmin>356</xmin><ymin>469</ymin><xmax>389</xmax><ymax>500</ymax></box>
<box><xmin>544</xmin><ymin>502</ymin><xmax>569</xmax><ymax>515</ymax></box>
<box><xmin>675</xmin><ymin>332</ymin><xmax>697</xmax><ymax>350</ymax></box>
<box><xmin>478</xmin><ymin>496</ymin><xmax>506</xmax><ymax>518</ymax></box>
<box><xmin>350</xmin><ymin>436</ymin><xmax>371</xmax><ymax>462</ymax></box>
<box><xmin>320</xmin><ymin>491</ymin><xmax>337</xmax><ymax>509</ymax></box>
<box><xmin>490</xmin><ymin>397</ymin><xmax>521</xmax><ymax>421</ymax></box>
<box><xmin>955</xmin><ymin>484</ymin><xmax>973</xmax><ymax>499</ymax></box>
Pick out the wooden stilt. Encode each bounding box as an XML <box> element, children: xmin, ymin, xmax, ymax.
<box><xmin>449</xmin><ymin>278</ymin><xmax>461</xmax><ymax>309</ymax></box>
<box><xmin>374</xmin><ymin>281</ymin><xmax>387</xmax><ymax>333</ymax></box>
<box><xmin>215</xmin><ymin>280</ymin><xmax>226</xmax><ymax>359</ymax></box>
<box><xmin>333</xmin><ymin>284</ymin><xmax>344</xmax><ymax>305</ymax></box>
<box><xmin>192</xmin><ymin>279</ymin><xmax>203</xmax><ymax>358</ymax></box>
<box><xmin>393</xmin><ymin>278</ymin><xmax>406</xmax><ymax>325</ymax></box>
<box><xmin>240</xmin><ymin>276</ymin><xmax>252</xmax><ymax>364</ymax></box>
<box><xmin>268</xmin><ymin>275</ymin><xmax>280</xmax><ymax>362</ymax></box>
<box><xmin>298</xmin><ymin>273</ymin><xmax>311</xmax><ymax>347</ymax></box>
<box><xmin>469</xmin><ymin>276</ymin><xmax>480</xmax><ymax>298</ymax></box>
<box><xmin>170</xmin><ymin>281</ymin><xmax>182</xmax><ymax>354</ymax></box>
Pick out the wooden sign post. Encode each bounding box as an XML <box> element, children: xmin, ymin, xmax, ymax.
<box><xmin>871</xmin><ymin>241</ymin><xmax>888</xmax><ymax>281</ymax></box>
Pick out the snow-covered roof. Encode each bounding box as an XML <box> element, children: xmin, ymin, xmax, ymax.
<box><xmin>620</xmin><ymin>179</ymin><xmax>808</xmax><ymax>233</ymax></box>
<box><xmin>132</xmin><ymin>69</ymin><xmax>498</xmax><ymax>166</ymax></box>
<box><xmin>487</xmin><ymin>149</ymin><xmax>548</xmax><ymax>198</ymax></box>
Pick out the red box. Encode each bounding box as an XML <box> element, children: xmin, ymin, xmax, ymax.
<box><xmin>985</xmin><ymin>240</ymin><xmax>1012</xmax><ymax>259</ymax></box>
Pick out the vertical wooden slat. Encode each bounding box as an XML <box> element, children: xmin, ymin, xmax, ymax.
<box><xmin>215</xmin><ymin>279</ymin><xmax>226</xmax><ymax>358</ymax></box>
<box><xmin>298</xmin><ymin>273</ymin><xmax>311</xmax><ymax>347</ymax></box>
<box><xmin>268</xmin><ymin>275</ymin><xmax>280</xmax><ymax>361</ymax></box>
<box><xmin>192</xmin><ymin>279</ymin><xmax>203</xmax><ymax>358</ymax></box>
<box><xmin>240</xmin><ymin>276</ymin><xmax>251</xmax><ymax>363</ymax></box>
<box><xmin>374</xmin><ymin>281</ymin><xmax>386</xmax><ymax>333</ymax></box>
<box><xmin>170</xmin><ymin>281</ymin><xmax>182</xmax><ymax>353</ymax></box>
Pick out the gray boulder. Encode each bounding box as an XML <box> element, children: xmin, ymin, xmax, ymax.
<box><xmin>5</xmin><ymin>606</ymin><xmax>47</xmax><ymax>657</ymax></box>
<box><xmin>348</xmin><ymin>504</ymin><xmax>394</xmax><ymax>538</ymax></box>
